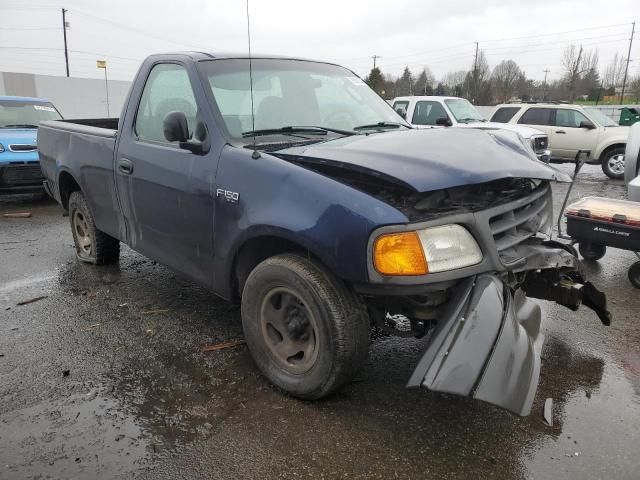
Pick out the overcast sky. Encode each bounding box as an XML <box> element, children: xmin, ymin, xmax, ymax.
<box><xmin>1</xmin><ymin>0</ymin><xmax>638</xmax><ymax>84</ymax></box>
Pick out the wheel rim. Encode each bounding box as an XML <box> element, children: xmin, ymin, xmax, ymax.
<box><xmin>608</xmin><ymin>153</ymin><xmax>625</xmax><ymax>175</ymax></box>
<box><xmin>260</xmin><ymin>287</ymin><xmax>319</xmax><ymax>374</ymax></box>
<box><xmin>73</xmin><ymin>210</ymin><xmax>92</xmax><ymax>255</ymax></box>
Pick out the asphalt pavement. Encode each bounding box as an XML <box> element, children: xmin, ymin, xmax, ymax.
<box><xmin>1</xmin><ymin>163</ymin><xmax>639</xmax><ymax>479</ymax></box>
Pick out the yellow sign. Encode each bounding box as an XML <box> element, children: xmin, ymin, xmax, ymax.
<box><xmin>96</xmin><ymin>60</ymin><xmax>107</xmax><ymax>69</ymax></box>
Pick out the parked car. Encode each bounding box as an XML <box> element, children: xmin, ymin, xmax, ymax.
<box><xmin>391</xmin><ymin>96</ymin><xmax>551</xmax><ymax>162</ymax></box>
<box><xmin>490</xmin><ymin>102</ymin><xmax>630</xmax><ymax>179</ymax></box>
<box><xmin>38</xmin><ymin>53</ymin><xmax>609</xmax><ymax>416</ymax></box>
<box><xmin>0</xmin><ymin>95</ymin><xmax>63</xmax><ymax>194</ymax></box>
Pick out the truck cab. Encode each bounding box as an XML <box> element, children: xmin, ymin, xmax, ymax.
<box><xmin>0</xmin><ymin>96</ymin><xmax>62</xmax><ymax>194</ymax></box>
<box><xmin>392</xmin><ymin>95</ymin><xmax>551</xmax><ymax>162</ymax></box>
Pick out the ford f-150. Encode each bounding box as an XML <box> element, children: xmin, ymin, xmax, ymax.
<box><xmin>38</xmin><ymin>53</ymin><xmax>610</xmax><ymax>416</ymax></box>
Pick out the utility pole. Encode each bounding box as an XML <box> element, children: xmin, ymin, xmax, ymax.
<box><xmin>542</xmin><ymin>69</ymin><xmax>550</xmax><ymax>100</ymax></box>
<box><xmin>472</xmin><ymin>42</ymin><xmax>479</xmax><ymax>103</ymax></box>
<box><xmin>620</xmin><ymin>21</ymin><xmax>635</xmax><ymax>104</ymax></box>
<box><xmin>371</xmin><ymin>55</ymin><xmax>380</xmax><ymax>69</ymax></box>
<box><xmin>97</xmin><ymin>60</ymin><xmax>110</xmax><ymax>117</ymax></box>
<box><xmin>61</xmin><ymin>8</ymin><xmax>69</xmax><ymax>77</ymax></box>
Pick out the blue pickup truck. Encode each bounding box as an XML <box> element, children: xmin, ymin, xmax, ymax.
<box><xmin>0</xmin><ymin>95</ymin><xmax>62</xmax><ymax>193</ymax></box>
<box><xmin>37</xmin><ymin>53</ymin><xmax>609</xmax><ymax>416</ymax></box>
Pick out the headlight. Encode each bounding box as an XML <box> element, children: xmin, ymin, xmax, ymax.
<box><xmin>373</xmin><ymin>224</ymin><xmax>482</xmax><ymax>276</ymax></box>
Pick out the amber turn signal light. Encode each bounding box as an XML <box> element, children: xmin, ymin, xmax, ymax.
<box><xmin>373</xmin><ymin>231</ymin><xmax>428</xmax><ymax>276</ymax></box>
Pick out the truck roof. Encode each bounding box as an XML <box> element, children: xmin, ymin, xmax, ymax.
<box><xmin>0</xmin><ymin>95</ymin><xmax>52</xmax><ymax>103</ymax></box>
<box><xmin>147</xmin><ymin>51</ymin><xmax>326</xmax><ymax>63</ymax></box>
<box><xmin>392</xmin><ymin>96</ymin><xmax>461</xmax><ymax>102</ymax></box>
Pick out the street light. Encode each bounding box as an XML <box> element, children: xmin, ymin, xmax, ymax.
<box><xmin>96</xmin><ymin>60</ymin><xmax>110</xmax><ymax>117</ymax></box>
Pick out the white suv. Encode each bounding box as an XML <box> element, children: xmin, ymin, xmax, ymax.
<box><xmin>392</xmin><ymin>96</ymin><xmax>551</xmax><ymax>162</ymax></box>
<box><xmin>490</xmin><ymin>103</ymin><xmax>629</xmax><ymax>179</ymax></box>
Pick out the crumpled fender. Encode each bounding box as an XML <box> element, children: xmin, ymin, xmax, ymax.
<box><xmin>407</xmin><ymin>274</ymin><xmax>543</xmax><ymax>416</ymax></box>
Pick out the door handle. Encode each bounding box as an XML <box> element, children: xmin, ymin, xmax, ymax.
<box><xmin>118</xmin><ymin>158</ymin><xmax>134</xmax><ymax>175</ymax></box>
<box><xmin>555</xmin><ymin>130</ymin><xmax>566</xmax><ymax>134</ymax></box>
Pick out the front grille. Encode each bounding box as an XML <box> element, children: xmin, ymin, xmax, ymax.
<box><xmin>0</xmin><ymin>164</ymin><xmax>44</xmax><ymax>185</ymax></box>
<box><xmin>9</xmin><ymin>144</ymin><xmax>38</xmax><ymax>152</ymax></box>
<box><xmin>488</xmin><ymin>182</ymin><xmax>552</xmax><ymax>261</ymax></box>
<box><xmin>531</xmin><ymin>136</ymin><xmax>548</xmax><ymax>152</ymax></box>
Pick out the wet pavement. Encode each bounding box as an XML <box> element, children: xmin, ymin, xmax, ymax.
<box><xmin>1</xmin><ymin>163</ymin><xmax>639</xmax><ymax>479</ymax></box>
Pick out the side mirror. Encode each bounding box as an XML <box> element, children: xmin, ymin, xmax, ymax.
<box><xmin>579</xmin><ymin>120</ymin><xmax>596</xmax><ymax>130</ymax></box>
<box><xmin>436</xmin><ymin>117</ymin><xmax>453</xmax><ymax>127</ymax></box>
<box><xmin>163</xmin><ymin>111</ymin><xmax>189</xmax><ymax>142</ymax></box>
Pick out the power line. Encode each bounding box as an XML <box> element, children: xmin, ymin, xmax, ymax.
<box><xmin>478</xmin><ymin>22</ymin><xmax>632</xmax><ymax>43</ymax></box>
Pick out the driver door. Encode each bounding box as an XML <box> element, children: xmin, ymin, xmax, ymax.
<box><xmin>115</xmin><ymin>62</ymin><xmax>216</xmax><ymax>286</ymax></box>
<box><xmin>550</xmin><ymin>108</ymin><xmax>600</xmax><ymax>160</ymax></box>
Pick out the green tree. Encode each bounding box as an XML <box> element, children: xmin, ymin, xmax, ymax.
<box><xmin>434</xmin><ymin>83</ymin><xmax>446</xmax><ymax>95</ymax></box>
<box><xmin>396</xmin><ymin>67</ymin><xmax>414</xmax><ymax>96</ymax></box>
<box><xmin>365</xmin><ymin>67</ymin><xmax>386</xmax><ymax>96</ymax></box>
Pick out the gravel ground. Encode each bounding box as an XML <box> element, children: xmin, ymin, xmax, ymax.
<box><xmin>1</xmin><ymin>163</ymin><xmax>639</xmax><ymax>479</ymax></box>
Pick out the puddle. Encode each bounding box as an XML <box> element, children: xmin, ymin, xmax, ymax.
<box><xmin>0</xmin><ymin>388</ymin><xmax>150</xmax><ymax>480</ymax></box>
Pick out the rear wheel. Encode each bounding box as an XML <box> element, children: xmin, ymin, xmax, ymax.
<box><xmin>241</xmin><ymin>253</ymin><xmax>370</xmax><ymax>399</ymax></box>
<box><xmin>68</xmin><ymin>191</ymin><xmax>120</xmax><ymax>265</ymax></box>
<box><xmin>601</xmin><ymin>147</ymin><xmax>625</xmax><ymax>180</ymax></box>
<box><xmin>628</xmin><ymin>262</ymin><xmax>640</xmax><ymax>289</ymax></box>
<box><xmin>579</xmin><ymin>242</ymin><xmax>607</xmax><ymax>261</ymax></box>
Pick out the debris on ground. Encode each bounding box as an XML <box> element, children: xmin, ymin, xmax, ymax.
<box><xmin>3</xmin><ymin>212</ymin><xmax>32</xmax><ymax>218</ymax></box>
<box><xmin>16</xmin><ymin>295</ymin><xmax>48</xmax><ymax>306</ymax></box>
<box><xmin>140</xmin><ymin>309</ymin><xmax>169</xmax><ymax>315</ymax></box>
<box><xmin>62</xmin><ymin>369</ymin><xmax>70</xmax><ymax>377</ymax></box>
<box><xmin>543</xmin><ymin>397</ymin><xmax>553</xmax><ymax>426</ymax></box>
<box><xmin>201</xmin><ymin>339</ymin><xmax>246</xmax><ymax>352</ymax></box>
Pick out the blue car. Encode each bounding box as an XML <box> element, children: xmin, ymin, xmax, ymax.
<box><xmin>0</xmin><ymin>95</ymin><xmax>63</xmax><ymax>194</ymax></box>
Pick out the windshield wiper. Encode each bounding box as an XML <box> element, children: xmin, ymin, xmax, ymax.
<box><xmin>353</xmin><ymin>121</ymin><xmax>409</xmax><ymax>131</ymax></box>
<box><xmin>242</xmin><ymin>125</ymin><xmax>354</xmax><ymax>138</ymax></box>
<box><xmin>457</xmin><ymin>118</ymin><xmax>485</xmax><ymax>123</ymax></box>
<box><xmin>2</xmin><ymin>124</ymin><xmax>40</xmax><ymax>129</ymax></box>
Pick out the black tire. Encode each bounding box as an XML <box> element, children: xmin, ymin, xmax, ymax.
<box><xmin>579</xmin><ymin>242</ymin><xmax>607</xmax><ymax>261</ymax></box>
<box><xmin>241</xmin><ymin>253</ymin><xmax>370</xmax><ymax>400</ymax></box>
<box><xmin>601</xmin><ymin>147</ymin><xmax>625</xmax><ymax>180</ymax></box>
<box><xmin>68</xmin><ymin>191</ymin><xmax>120</xmax><ymax>265</ymax></box>
<box><xmin>628</xmin><ymin>262</ymin><xmax>640</xmax><ymax>289</ymax></box>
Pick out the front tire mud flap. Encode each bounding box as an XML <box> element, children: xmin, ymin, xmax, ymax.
<box><xmin>407</xmin><ymin>274</ymin><xmax>543</xmax><ymax>416</ymax></box>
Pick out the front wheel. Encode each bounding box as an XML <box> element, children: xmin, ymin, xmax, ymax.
<box><xmin>241</xmin><ymin>253</ymin><xmax>370</xmax><ymax>399</ymax></box>
<box><xmin>68</xmin><ymin>191</ymin><xmax>120</xmax><ymax>265</ymax></box>
<box><xmin>628</xmin><ymin>262</ymin><xmax>640</xmax><ymax>289</ymax></box>
<box><xmin>601</xmin><ymin>147</ymin><xmax>625</xmax><ymax>180</ymax></box>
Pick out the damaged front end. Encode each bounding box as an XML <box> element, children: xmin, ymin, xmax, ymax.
<box><xmin>363</xmin><ymin>178</ymin><xmax>610</xmax><ymax>416</ymax></box>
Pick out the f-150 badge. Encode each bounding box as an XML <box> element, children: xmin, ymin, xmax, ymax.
<box><xmin>216</xmin><ymin>188</ymin><xmax>239</xmax><ymax>203</ymax></box>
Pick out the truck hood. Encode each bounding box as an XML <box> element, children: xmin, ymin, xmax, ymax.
<box><xmin>274</xmin><ymin>128</ymin><xmax>570</xmax><ymax>193</ymax></box>
<box><xmin>461</xmin><ymin>121</ymin><xmax>545</xmax><ymax>139</ymax></box>
<box><xmin>0</xmin><ymin>128</ymin><xmax>37</xmax><ymax>145</ymax></box>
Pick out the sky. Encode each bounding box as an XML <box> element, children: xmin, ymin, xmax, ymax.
<box><xmin>0</xmin><ymin>0</ymin><xmax>638</xmax><ymax>84</ymax></box>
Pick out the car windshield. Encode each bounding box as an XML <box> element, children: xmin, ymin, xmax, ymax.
<box><xmin>0</xmin><ymin>99</ymin><xmax>62</xmax><ymax>128</ymax></box>
<box><xmin>199</xmin><ymin>58</ymin><xmax>408</xmax><ymax>140</ymax></box>
<box><xmin>444</xmin><ymin>98</ymin><xmax>486</xmax><ymax>123</ymax></box>
<box><xmin>583</xmin><ymin>107</ymin><xmax>618</xmax><ymax>127</ymax></box>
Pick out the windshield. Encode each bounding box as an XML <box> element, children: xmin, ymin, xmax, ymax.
<box><xmin>0</xmin><ymin>99</ymin><xmax>62</xmax><ymax>128</ymax></box>
<box><xmin>444</xmin><ymin>98</ymin><xmax>485</xmax><ymax>123</ymax></box>
<box><xmin>199</xmin><ymin>58</ymin><xmax>408</xmax><ymax>139</ymax></box>
<box><xmin>583</xmin><ymin>107</ymin><xmax>618</xmax><ymax>127</ymax></box>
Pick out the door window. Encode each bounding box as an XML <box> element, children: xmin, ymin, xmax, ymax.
<box><xmin>392</xmin><ymin>101</ymin><xmax>409</xmax><ymax>118</ymax></box>
<box><xmin>517</xmin><ymin>108</ymin><xmax>552</xmax><ymax>126</ymax></box>
<box><xmin>411</xmin><ymin>101</ymin><xmax>448</xmax><ymax>125</ymax></box>
<box><xmin>490</xmin><ymin>107</ymin><xmax>520</xmax><ymax>123</ymax></box>
<box><xmin>554</xmin><ymin>109</ymin><xmax>590</xmax><ymax>128</ymax></box>
<box><xmin>135</xmin><ymin>63</ymin><xmax>197</xmax><ymax>143</ymax></box>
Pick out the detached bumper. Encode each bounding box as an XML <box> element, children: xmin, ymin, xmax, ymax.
<box><xmin>407</xmin><ymin>252</ymin><xmax>609</xmax><ymax>416</ymax></box>
<box><xmin>407</xmin><ymin>274</ymin><xmax>543</xmax><ymax>416</ymax></box>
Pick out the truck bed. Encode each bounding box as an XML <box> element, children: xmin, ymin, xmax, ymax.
<box><xmin>38</xmin><ymin>118</ymin><xmax>122</xmax><ymax>240</ymax></box>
